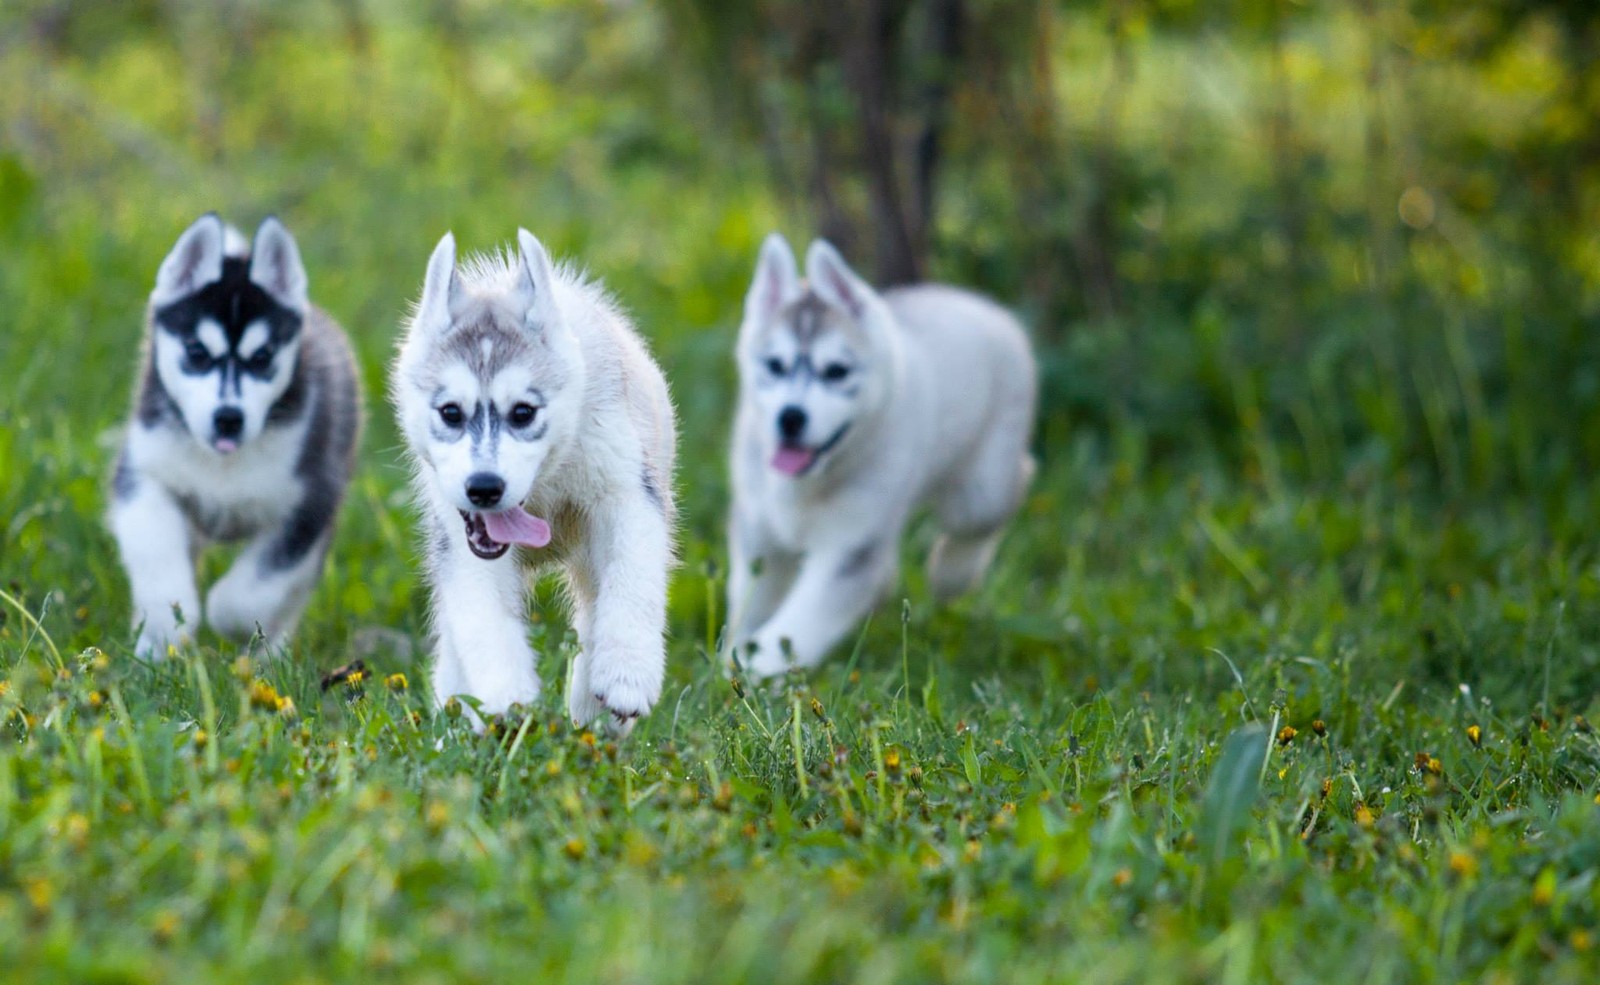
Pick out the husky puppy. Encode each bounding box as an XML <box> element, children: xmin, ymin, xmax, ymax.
<box><xmin>109</xmin><ymin>214</ymin><xmax>362</xmax><ymax>657</ymax></box>
<box><xmin>727</xmin><ymin>234</ymin><xmax>1037</xmax><ymax>677</ymax></box>
<box><xmin>391</xmin><ymin>230</ymin><xmax>676</xmax><ymax>727</ymax></box>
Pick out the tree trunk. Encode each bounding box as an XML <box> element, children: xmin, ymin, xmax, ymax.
<box><xmin>843</xmin><ymin>0</ymin><xmax>922</xmax><ymax>284</ymax></box>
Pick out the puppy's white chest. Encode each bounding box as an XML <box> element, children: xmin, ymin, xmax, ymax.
<box><xmin>131</xmin><ymin>422</ymin><xmax>307</xmax><ymax>534</ymax></box>
<box><xmin>759</xmin><ymin>480</ymin><xmax>851</xmax><ymax>552</ymax></box>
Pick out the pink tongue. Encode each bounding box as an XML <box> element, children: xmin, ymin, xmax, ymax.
<box><xmin>482</xmin><ymin>508</ymin><xmax>552</xmax><ymax>549</ymax></box>
<box><xmin>771</xmin><ymin>446</ymin><xmax>816</xmax><ymax>476</ymax></box>
<box><xmin>214</xmin><ymin>438</ymin><xmax>239</xmax><ymax>454</ymax></box>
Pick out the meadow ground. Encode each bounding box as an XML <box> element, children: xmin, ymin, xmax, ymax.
<box><xmin>5</xmin><ymin>357</ymin><xmax>1600</xmax><ymax>984</ymax></box>
<box><xmin>3</xmin><ymin>4</ymin><xmax>1600</xmax><ymax>983</ymax></box>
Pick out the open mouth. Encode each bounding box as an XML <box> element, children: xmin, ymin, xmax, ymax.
<box><xmin>461</xmin><ymin>511</ymin><xmax>509</xmax><ymax>559</ymax></box>
<box><xmin>459</xmin><ymin>507</ymin><xmax>554</xmax><ymax>560</ymax></box>
<box><xmin>771</xmin><ymin>424</ymin><xmax>850</xmax><ymax>477</ymax></box>
<box><xmin>212</xmin><ymin>438</ymin><xmax>239</xmax><ymax>454</ymax></box>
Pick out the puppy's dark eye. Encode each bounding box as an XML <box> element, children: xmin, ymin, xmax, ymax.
<box><xmin>820</xmin><ymin>363</ymin><xmax>851</xmax><ymax>382</ymax></box>
<box><xmin>765</xmin><ymin>357</ymin><xmax>785</xmax><ymax>376</ymax></box>
<box><xmin>184</xmin><ymin>341</ymin><xmax>211</xmax><ymax>369</ymax></box>
<box><xmin>438</xmin><ymin>403</ymin><xmax>465</xmax><ymax>427</ymax></box>
<box><xmin>245</xmin><ymin>347</ymin><xmax>274</xmax><ymax>373</ymax></box>
<box><xmin>507</xmin><ymin>403</ymin><xmax>538</xmax><ymax>428</ymax></box>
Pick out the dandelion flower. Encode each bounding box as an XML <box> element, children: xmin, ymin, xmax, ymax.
<box><xmin>1448</xmin><ymin>851</ymin><xmax>1477</xmax><ymax>878</ymax></box>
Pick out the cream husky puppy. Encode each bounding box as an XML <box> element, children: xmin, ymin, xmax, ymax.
<box><xmin>727</xmin><ymin>234</ymin><xmax>1036</xmax><ymax>677</ymax></box>
<box><xmin>391</xmin><ymin>230</ymin><xmax>676</xmax><ymax>726</ymax></box>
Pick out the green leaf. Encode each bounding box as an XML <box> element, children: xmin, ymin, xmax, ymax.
<box><xmin>962</xmin><ymin>734</ymin><xmax>982</xmax><ymax>787</ymax></box>
<box><xmin>1197</xmin><ymin>724</ymin><xmax>1267</xmax><ymax>872</ymax></box>
<box><xmin>921</xmin><ymin>673</ymin><xmax>942</xmax><ymax>724</ymax></box>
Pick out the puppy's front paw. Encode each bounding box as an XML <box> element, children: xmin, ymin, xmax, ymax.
<box><xmin>133</xmin><ymin>604</ymin><xmax>193</xmax><ymax>660</ymax></box>
<box><xmin>742</xmin><ymin>633</ymin><xmax>795</xmax><ymax>680</ymax></box>
<box><xmin>584</xmin><ymin>648</ymin><xmax>663</xmax><ymax>727</ymax></box>
<box><xmin>134</xmin><ymin>626</ymin><xmax>188</xmax><ymax>661</ymax></box>
<box><xmin>566</xmin><ymin>682</ymin><xmax>604</xmax><ymax>728</ymax></box>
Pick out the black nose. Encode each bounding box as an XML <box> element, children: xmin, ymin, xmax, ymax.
<box><xmin>777</xmin><ymin>406</ymin><xmax>807</xmax><ymax>441</ymax></box>
<box><xmin>465</xmin><ymin>472</ymin><xmax>505</xmax><ymax>508</ymax></box>
<box><xmin>213</xmin><ymin>406</ymin><xmax>244</xmax><ymax>438</ymax></box>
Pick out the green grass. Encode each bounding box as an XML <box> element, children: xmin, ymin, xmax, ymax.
<box><xmin>3</xmin><ymin>3</ymin><xmax>1600</xmax><ymax>983</ymax></box>
<box><xmin>5</xmin><ymin>439</ymin><xmax>1599</xmax><ymax>982</ymax></box>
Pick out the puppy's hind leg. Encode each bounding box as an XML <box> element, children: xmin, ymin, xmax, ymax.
<box><xmin>927</xmin><ymin>530</ymin><xmax>1004</xmax><ymax>602</ymax></box>
<box><xmin>927</xmin><ymin>454</ymin><xmax>1035</xmax><ymax>601</ymax></box>
<box><xmin>207</xmin><ymin>489</ymin><xmax>339</xmax><ymax>648</ymax></box>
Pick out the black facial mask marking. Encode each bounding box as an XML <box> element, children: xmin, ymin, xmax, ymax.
<box><xmin>154</xmin><ymin>256</ymin><xmax>301</xmax><ymax>383</ymax></box>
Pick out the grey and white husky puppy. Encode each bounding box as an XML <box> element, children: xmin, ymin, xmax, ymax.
<box><xmin>391</xmin><ymin>230</ymin><xmax>676</xmax><ymax>727</ymax></box>
<box><xmin>109</xmin><ymin>213</ymin><xmax>362</xmax><ymax>657</ymax></box>
<box><xmin>727</xmin><ymin>234</ymin><xmax>1037</xmax><ymax>677</ymax></box>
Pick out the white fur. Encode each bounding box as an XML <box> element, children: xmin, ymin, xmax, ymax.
<box><xmin>392</xmin><ymin>229</ymin><xmax>677</xmax><ymax>728</ymax></box>
<box><xmin>727</xmin><ymin>235</ymin><xmax>1038</xmax><ymax>676</ymax></box>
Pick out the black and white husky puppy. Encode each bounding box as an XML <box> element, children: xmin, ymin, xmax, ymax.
<box><xmin>108</xmin><ymin>214</ymin><xmax>362</xmax><ymax>657</ymax></box>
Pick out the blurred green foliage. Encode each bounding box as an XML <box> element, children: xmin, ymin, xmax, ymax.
<box><xmin>1</xmin><ymin>0</ymin><xmax>1597</xmax><ymax>503</ymax></box>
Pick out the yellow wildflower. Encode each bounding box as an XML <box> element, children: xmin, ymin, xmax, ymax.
<box><xmin>248</xmin><ymin>680</ymin><xmax>282</xmax><ymax>711</ymax></box>
<box><xmin>1532</xmin><ymin>868</ymin><xmax>1556</xmax><ymax>907</ymax></box>
<box><xmin>1448</xmin><ymin>851</ymin><xmax>1478</xmax><ymax>879</ymax></box>
<box><xmin>25</xmin><ymin>877</ymin><xmax>53</xmax><ymax>912</ymax></box>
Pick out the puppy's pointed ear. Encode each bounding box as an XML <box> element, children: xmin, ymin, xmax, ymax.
<box><xmin>515</xmin><ymin>228</ymin><xmax>559</xmax><ymax>332</ymax></box>
<box><xmin>417</xmin><ymin>231</ymin><xmax>462</xmax><ymax>333</ymax></box>
<box><xmin>152</xmin><ymin>213</ymin><xmax>226</xmax><ymax>307</ymax></box>
<box><xmin>805</xmin><ymin>239</ymin><xmax>872</xmax><ymax>319</ymax></box>
<box><xmin>248</xmin><ymin>216</ymin><xmax>309</xmax><ymax>313</ymax></box>
<box><xmin>745</xmin><ymin>232</ymin><xmax>800</xmax><ymax>325</ymax></box>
